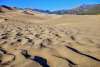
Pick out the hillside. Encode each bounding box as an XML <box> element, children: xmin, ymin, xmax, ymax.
<box><xmin>39</xmin><ymin>4</ymin><xmax>100</xmax><ymax>15</ymax></box>
<box><xmin>0</xmin><ymin>5</ymin><xmax>100</xmax><ymax>67</ymax></box>
<box><xmin>0</xmin><ymin>5</ymin><xmax>16</xmax><ymax>12</ymax></box>
<box><xmin>72</xmin><ymin>4</ymin><xmax>100</xmax><ymax>15</ymax></box>
<box><xmin>52</xmin><ymin>4</ymin><xmax>100</xmax><ymax>15</ymax></box>
<box><xmin>1</xmin><ymin>4</ymin><xmax>100</xmax><ymax>15</ymax></box>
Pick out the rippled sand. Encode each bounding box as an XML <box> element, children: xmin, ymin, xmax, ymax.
<box><xmin>0</xmin><ymin>11</ymin><xmax>100</xmax><ymax>67</ymax></box>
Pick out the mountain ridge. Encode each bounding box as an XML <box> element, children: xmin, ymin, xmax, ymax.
<box><xmin>0</xmin><ymin>4</ymin><xmax>100</xmax><ymax>15</ymax></box>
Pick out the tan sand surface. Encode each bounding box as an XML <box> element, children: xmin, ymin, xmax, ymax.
<box><xmin>0</xmin><ymin>11</ymin><xmax>100</xmax><ymax>67</ymax></box>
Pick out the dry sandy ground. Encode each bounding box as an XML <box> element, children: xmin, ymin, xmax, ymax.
<box><xmin>0</xmin><ymin>11</ymin><xmax>100</xmax><ymax>67</ymax></box>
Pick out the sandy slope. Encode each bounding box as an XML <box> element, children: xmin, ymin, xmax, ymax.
<box><xmin>0</xmin><ymin>11</ymin><xmax>100</xmax><ymax>67</ymax></box>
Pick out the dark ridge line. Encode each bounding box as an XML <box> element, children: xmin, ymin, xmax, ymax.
<box><xmin>40</xmin><ymin>43</ymin><xmax>47</xmax><ymax>48</ymax></box>
<box><xmin>70</xmin><ymin>35</ymin><xmax>76</xmax><ymax>41</ymax></box>
<box><xmin>0</xmin><ymin>48</ymin><xmax>16</xmax><ymax>65</ymax></box>
<box><xmin>1</xmin><ymin>36</ymin><xmax>8</xmax><ymax>39</ymax></box>
<box><xmin>0</xmin><ymin>48</ymin><xmax>16</xmax><ymax>59</ymax></box>
<box><xmin>66</xmin><ymin>46</ymin><xmax>100</xmax><ymax>62</ymax></box>
<box><xmin>53</xmin><ymin>55</ymin><xmax>77</xmax><ymax>67</ymax></box>
<box><xmin>21</xmin><ymin>49</ymin><xmax>31</xmax><ymax>59</ymax></box>
<box><xmin>32</xmin><ymin>56</ymin><xmax>50</xmax><ymax>67</ymax></box>
<box><xmin>21</xmin><ymin>50</ymin><xmax>50</xmax><ymax>67</ymax></box>
<box><xmin>0</xmin><ymin>48</ymin><xmax>7</xmax><ymax>54</ymax></box>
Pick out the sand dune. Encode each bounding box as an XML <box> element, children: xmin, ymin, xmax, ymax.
<box><xmin>0</xmin><ymin>11</ymin><xmax>100</xmax><ymax>67</ymax></box>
